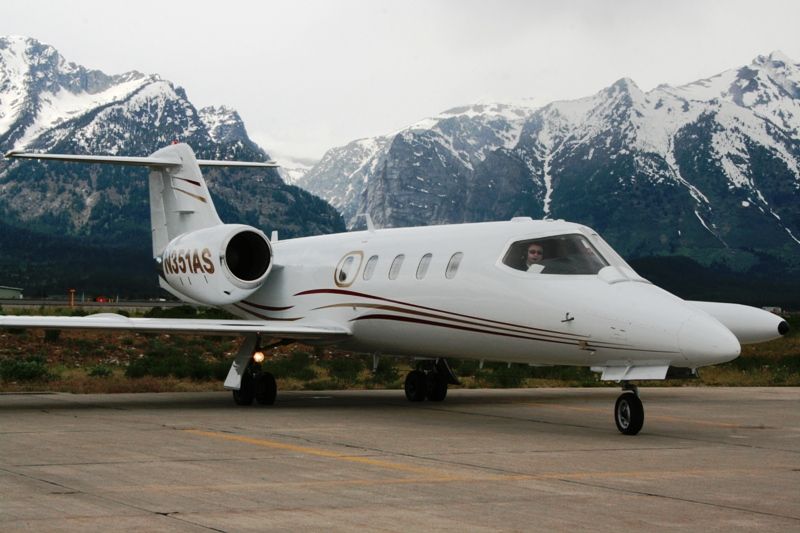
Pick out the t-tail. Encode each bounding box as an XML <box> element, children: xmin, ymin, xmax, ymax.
<box><xmin>147</xmin><ymin>143</ymin><xmax>225</xmax><ymax>256</ymax></box>
<box><xmin>4</xmin><ymin>143</ymin><xmax>278</xmax><ymax>305</ymax></box>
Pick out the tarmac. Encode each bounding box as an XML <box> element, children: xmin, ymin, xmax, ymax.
<box><xmin>1</xmin><ymin>387</ymin><xmax>798</xmax><ymax>532</ymax></box>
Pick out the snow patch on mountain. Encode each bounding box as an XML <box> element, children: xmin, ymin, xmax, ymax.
<box><xmin>712</xmin><ymin>102</ymin><xmax>800</xmax><ymax>186</ymax></box>
<box><xmin>60</xmin><ymin>80</ymin><xmax>188</xmax><ymax>154</ymax></box>
<box><xmin>0</xmin><ymin>37</ymin><xmax>35</xmax><ymax>135</ymax></box>
<box><xmin>298</xmin><ymin>135</ymin><xmax>391</xmax><ymax>221</ymax></box>
<box><xmin>407</xmin><ymin>103</ymin><xmax>535</xmax><ymax>169</ymax></box>
<box><xmin>199</xmin><ymin>105</ymin><xmax>245</xmax><ymax>144</ymax></box>
<box><xmin>14</xmin><ymin>76</ymin><xmax>152</xmax><ymax>150</ymax></box>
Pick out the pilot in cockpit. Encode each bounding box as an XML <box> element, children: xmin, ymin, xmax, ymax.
<box><xmin>525</xmin><ymin>242</ymin><xmax>546</xmax><ymax>273</ymax></box>
<box><xmin>505</xmin><ymin>235</ymin><xmax>608</xmax><ymax>275</ymax></box>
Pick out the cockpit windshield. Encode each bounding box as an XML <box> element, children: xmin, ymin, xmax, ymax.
<box><xmin>502</xmin><ymin>234</ymin><xmax>609</xmax><ymax>275</ymax></box>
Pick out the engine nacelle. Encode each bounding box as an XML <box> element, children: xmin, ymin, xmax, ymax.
<box><xmin>160</xmin><ymin>224</ymin><xmax>272</xmax><ymax>305</ymax></box>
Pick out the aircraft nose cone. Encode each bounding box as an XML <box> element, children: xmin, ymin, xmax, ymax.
<box><xmin>778</xmin><ymin>320</ymin><xmax>789</xmax><ymax>336</ymax></box>
<box><xmin>679</xmin><ymin>313</ymin><xmax>741</xmax><ymax>366</ymax></box>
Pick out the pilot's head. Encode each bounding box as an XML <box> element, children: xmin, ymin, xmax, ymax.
<box><xmin>526</xmin><ymin>243</ymin><xmax>544</xmax><ymax>266</ymax></box>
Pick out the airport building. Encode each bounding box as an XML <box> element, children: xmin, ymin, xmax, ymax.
<box><xmin>0</xmin><ymin>286</ymin><xmax>23</xmax><ymax>299</ymax></box>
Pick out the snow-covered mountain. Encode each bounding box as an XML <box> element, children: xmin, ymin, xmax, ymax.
<box><xmin>277</xmin><ymin>159</ymin><xmax>314</xmax><ymax>187</ymax></box>
<box><xmin>300</xmin><ymin>103</ymin><xmax>533</xmax><ymax>226</ymax></box>
<box><xmin>0</xmin><ymin>36</ymin><xmax>342</xmax><ymax>235</ymax></box>
<box><xmin>0</xmin><ymin>36</ymin><xmax>344</xmax><ymax>295</ymax></box>
<box><xmin>297</xmin><ymin>52</ymin><xmax>800</xmax><ymax>273</ymax></box>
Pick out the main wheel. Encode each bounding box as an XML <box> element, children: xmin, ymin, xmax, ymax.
<box><xmin>255</xmin><ymin>372</ymin><xmax>277</xmax><ymax>405</ymax></box>
<box><xmin>426</xmin><ymin>372</ymin><xmax>448</xmax><ymax>402</ymax></box>
<box><xmin>615</xmin><ymin>392</ymin><xmax>644</xmax><ymax>435</ymax></box>
<box><xmin>233</xmin><ymin>372</ymin><xmax>255</xmax><ymax>406</ymax></box>
<box><xmin>404</xmin><ymin>370</ymin><xmax>427</xmax><ymax>402</ymax></box>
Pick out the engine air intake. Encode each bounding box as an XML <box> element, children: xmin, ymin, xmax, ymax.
<box><xmin>225</xmin><ymin>230</ymin><xmax>271</xmax><ymax>282</ymax></box>
<box><xmin>160</xmin><ymin>224</ymin><xmax>273</xmax><ymax>306</ymax></box>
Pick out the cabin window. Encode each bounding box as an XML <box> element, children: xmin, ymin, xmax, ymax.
<box><xmin>339</xmin><ymin>257</ymin><xmax>354</xmax><ymax>282</ymax></box>
<box><xmin>334</xmin><ymin>251</ymin><xmax>363</xmax><ymax>287</ymax></box>
<box><xmin>445</xmin><ymin>252</ymin><xmax>463</xmax><ymax>279</ymax></box>
<box><xmin>363</xmin><ymin>255</ymin><xmax>378</xmax><ymax>280</ymax></box>
<box><xmin>502</xmin><ymin>234</ymin><xmax>608</xmax><ymax>275</ymax></box>
<box><xmin>416</xmin><ymin>253</ymin><xmax>432</xmax><ymax>279</ymax></box>
<box><xmin>389</xmin><ymin>254</ymin><xmax>405</xmax><ymax>280</ymax></box>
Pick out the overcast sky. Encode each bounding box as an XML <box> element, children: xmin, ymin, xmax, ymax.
<box><xmin>4</xmin><ymin>0</ymin><xmax>800</xmax><ymax>164</ymax></box>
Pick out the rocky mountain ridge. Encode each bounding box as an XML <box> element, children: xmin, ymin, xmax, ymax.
<box><xmin>0</xmin><ymin>36</ymin><xmax>344</xmax><ymax>296</ymax></box>
<box><xmin>298</xmin><ymin>52</ymin><xmax>800</xmax><ymax>274</ymax></box>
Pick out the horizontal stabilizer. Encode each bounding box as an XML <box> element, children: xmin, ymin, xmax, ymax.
<box><xmin>197</xmin><ymin>159</ymin><xmax>278</xmax><ymax>168</ymax></box>
<box><xmin>4</xmin><ymin>151</ymin><xmax>278</xmax><ymax>168</ymax></box>
<box><xmin>0</xmin><ymin>313</ymin><xmax>350</xmax><ymax>340</ymax></box>
<box><xmin>4</xmin><ymin>151</ymin><xmax>182</xmax><ymax>167</ymax></box>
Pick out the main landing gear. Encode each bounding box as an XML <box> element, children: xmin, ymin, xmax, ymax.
<box><xmin>404</xmin><ymin>358</ymin><xmax>459</xmax><ymax>403</ymax></box>
<box><xmin>233</xmin><ymin>360</ymin><xmax>277</xmax><ymax>406</ymax></box>
<box><xmin>228</xmin><ymin>335</ymin><xmax>279</xmax><ymax>407</ymax></box>
<box><xmin>614</xmin><ymin>382</ymin><xmax>644</xmax><ymax>435</ymax></box>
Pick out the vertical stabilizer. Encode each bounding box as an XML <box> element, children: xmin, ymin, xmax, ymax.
<box><xmin>147</xmin><ymin>143</ymin><xmax>223</xmax><ymax>256</ymax></box>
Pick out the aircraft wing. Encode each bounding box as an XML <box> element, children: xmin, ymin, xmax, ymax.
<box><xmin>0</xmin><ymin>313</ymin><xmax>350</xmax><ymax>340</ymax></box>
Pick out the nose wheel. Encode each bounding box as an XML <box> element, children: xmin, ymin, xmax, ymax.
<box><xmin>614</xmin><ymin>384</ymin><xmax>644</xmax><ymax>435</ymax></box>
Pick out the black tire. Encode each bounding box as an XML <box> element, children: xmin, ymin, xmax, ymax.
<box><xmin>615</xmin><ymin>393</ymin><xmax>644</xmax><ymax>435</ymax></box>
<box><xmin>404</xmin><ymin>370</ymin><xmax>427</xmax><ymax>402</ymax></box>
<box><xmin>427</xmin><ymin>372</ymin><xmax>448</xmax><ymax>402</ymax></box>
<box><xmin>255</xmin><ymin>372</ymin><xmax>277</xmax><ymax>405</ymax></box>
<box><xmin>233</xmin><ymin>372</ymin><xmax>254</xmax><ymax>406</ymax></box>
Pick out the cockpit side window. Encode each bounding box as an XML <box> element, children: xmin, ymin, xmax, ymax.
<box><xmin>502</xmin><ymin>234</ymin><xmax>608</xmax><ymax>275</ymax></box>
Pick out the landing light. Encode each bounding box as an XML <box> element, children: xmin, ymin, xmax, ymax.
<box><xmin>253</xmin><ymin>351</ymin><xmax>265</xmax><ymax>363</ymax></box>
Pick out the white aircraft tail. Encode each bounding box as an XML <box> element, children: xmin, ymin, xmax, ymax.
<box><xmin>4</xmin><ymin>143</ymin><xmax>277</xmax><ymax>257</ymax></box>
<box><xmin>147</xmin><ymin>143</ymin><xmax>222</xmax><ymax>256</ymax></box>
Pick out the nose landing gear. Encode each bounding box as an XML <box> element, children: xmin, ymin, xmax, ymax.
<box><xmin>614</xmin><ymin>382</ymin><xmax>644</xmax><ymax>435</ymax></box>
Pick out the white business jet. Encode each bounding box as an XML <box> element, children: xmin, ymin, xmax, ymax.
<box><xmin>1</xmin><ymin>143</ymin><xmax>789</xmax><ymax>435</ymax></box>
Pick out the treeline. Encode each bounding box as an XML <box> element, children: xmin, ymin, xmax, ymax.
<box><xmin>0</xmin><ymin>219</ymin><xmax>155</xmax><ymax>298</ymax></box>
<box><xmin>630</xmin><ymin>256</ymin><xmax>800</xmax><ymax>309</ymax></box>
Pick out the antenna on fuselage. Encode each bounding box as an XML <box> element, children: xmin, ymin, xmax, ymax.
<box><xmin>357</xmin><ymin>213</ymin><xmax>376</xmax><ymax>233</ymax></box>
